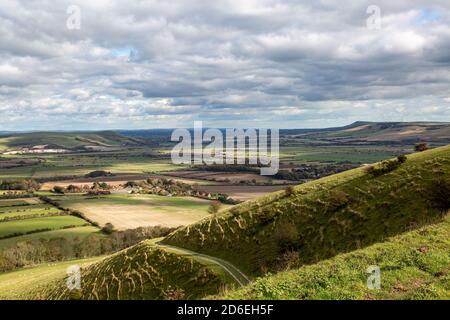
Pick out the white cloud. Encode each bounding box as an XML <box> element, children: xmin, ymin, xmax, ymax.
<box><xmin>0</xmin><ymin>0</ymin><xmax>449</xmax><ymax>130</ymax></box>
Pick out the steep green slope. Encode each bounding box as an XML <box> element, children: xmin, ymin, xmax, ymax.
<box><xmin>164</xmin><ymin>145</ymin><xmax>450</xmax><ymax>275</ymax></box>
<box><xmin>43</xmin><ymin>240</ymin><xmax>236</xmax><ymax>300</ymax></box>
<box><xmin>218</xmin><ymin>216</ymin><xmax>450</xmax><ymax>300</ymax></box>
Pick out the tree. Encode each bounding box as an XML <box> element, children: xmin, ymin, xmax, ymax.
<box><xmin>414</xmin><ymin>143</ymin><xmax>429</xmax><ymax>152</ymax></box>
<box><xmin>53</xmin><ymin>186</ymin><xmax>65</xmax><ymax>194</ymax></box>
<box><xmin>101</xmin><ymin>223</ymin><xmax>115</xmax><ymax>234</ymax></box>
<box><xmin>207</xmin><ymin>201</ymin><xmax>222</xmax><ymax>214</ymax></box>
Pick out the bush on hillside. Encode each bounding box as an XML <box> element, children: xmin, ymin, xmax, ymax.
<box><xmin>428</xmin><ymin>178</ymin><xmax>450</xmax><ymax>215</ymax></box>
<box><xmin>397</xmin><ymin>154</ymin><xmax>407</xmax><ymax>163</ymax></box>
<box><xmin>365</xmin><ymin>158</ymin><xmax>403</xmax><ymax>177</ymax></box>
<box><xmin>414</xmin><ymin>143</ymin><xmax>429</xmax><ymax>152</ymax></box>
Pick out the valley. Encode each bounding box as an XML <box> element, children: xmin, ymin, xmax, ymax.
<box><xmin>0</xmin><ymin>122</ymin><xmax>448</xmax><ymax>300</ymax></box>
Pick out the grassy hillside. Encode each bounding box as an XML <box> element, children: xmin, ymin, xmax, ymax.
<box><xmin>285</xmin><ymin>121</ymin><xmax>450</xmax><ymax>144</ymax></box>
<box><xmin>163</xmin><ymin>145</ymin><xmax>450</xmax><ymax>275</ymax></box>
<box><xmin>0</xmin><ymin>257</ymin><xmax>102</xmax><ymax>300</ymax></box>
<box><xmin>43</xmin><ymin>240</ymin><xmax>235</xmax><ymax>300</ymax></box>
<box><xmin>218</xmin><ymin>216</ymin><xmax>450</xmax><ymax>300</ymax></box>
<box><xmin>0</xmin><ymin>131</ymin><xmax>142</xmax><ymax>151</ymax></box>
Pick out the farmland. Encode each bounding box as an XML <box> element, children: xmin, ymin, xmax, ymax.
<box><xmin>0</xmin><ymin>197</ymin><xmax>92</xmax><ymax>242</ymax></box>
<box><xmin>5</xmin><ymin>144</ymin><xmax>448</xmax><ymax>300</ymax></box>
<box><xmin>0</xmin><ymin>124</ymin><xmax>448</xmax><ymax>300</ymax></box>
<box><xmin>50</xmin><ymin>193</ymin><xmax>218</xmax><ymax>230</ymax></box>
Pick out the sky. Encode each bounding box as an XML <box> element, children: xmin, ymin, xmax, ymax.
<box><xmin>0</xmin><ymin>0</ymin><xmax>450</xmax><ymax>130</ymax></box>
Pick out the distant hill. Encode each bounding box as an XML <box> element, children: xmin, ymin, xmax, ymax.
<box><xmin>0</xmin><ymin>131</ymin><xmax>144</xmax><ymax>152</ymax></box>
<box><xmin>117</xmin><ymin>121</ymin><xmax>450</xmax><ymax>145</ymax></box>
<box><xmin>281</xmin><ymin>121</ymin><xmax>450</xmax><ymax>145</ymax></box>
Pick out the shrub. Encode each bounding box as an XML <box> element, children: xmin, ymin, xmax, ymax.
<box><xmin>53</xmin><ymin>186</ymin><xmax>65</xmax><ymax>194</ymax></box>
<box><xmin>397</xmin><ymin>155</ymin><xmax>407</xmax><ymax>163</ymax></box>
<box><xmin>85</xmin><ymin>170</ymin><xmax>112</xmax><ymax>178</ymax></box>
<box><xmin>101</xmin><ymin>223</ymin><xmax>115</xmax><ymax>234</ymax></box>
<box><xmin>366</xmin><ymin>159</ymin><xmax>402</xmax><ymax>177</ymax></box>
<box><xmin>274</xmin><ymin>250</ymin><xmax>300</xmax><ymax>271</ymax></box>
<box><xmin>428</xmin><ymin>178</ymin><xmax>450</xmax><ymax>215</ymax></box>
<box><xmin>415</xmin><ymin>143</ymin><xmax>429</xmax><ymax>152</ymax></box>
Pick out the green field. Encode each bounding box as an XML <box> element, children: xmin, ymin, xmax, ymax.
<box><xmin>0</xmin><ymin>198</ymin><xmax>36</xmax><ymax>207</ymax></box>
<box><xmin>0</xmin><ymin>226</ymin><xmax>105</xmax><ymax>249</ymax></box>
<box><xmin>0</xmin><ymin>204</ymin><xmax>61</xmax><ymax>221</ymax></box>
<box><xmin>0</xmin><ymin>216</ymin><xmax>89</xmax><ymax>239</ymax></box>
<box><xmin>0</xmin><ymin>151</ymin><xmax>184</xmax><ymax>179</ymax></box>
<box><xmin>280</xmin><ymin>146</ymin><xmax>401</xmax><ymax>164</ymax></box>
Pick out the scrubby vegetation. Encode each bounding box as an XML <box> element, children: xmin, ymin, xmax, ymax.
<box><xmin>0</xmin><ymin>180</ymin><xmax>41</xmax><ymax>192</ymax></box>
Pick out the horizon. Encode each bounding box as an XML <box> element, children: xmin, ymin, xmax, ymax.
<box><xmin>1</xmin><ymin>120</ymin><xmax>450</xmax><ymax>134</ymax></box>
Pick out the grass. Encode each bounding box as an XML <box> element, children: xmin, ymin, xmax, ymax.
<box><xmin>42</xmin><ymin>240</ymin><xmax>235</xmax><ymax>300</ymax></box>
<box><xmin>164</xmin><ymin>145</ymin><xmax>450</xmax><ymax>275</ymax></box>
<box><xmin>0</xmin><ymin>198</ymin><xmax>37</xmax><ymax>207</ymax></box>
<box><xmin>0</xmin><ymin>216</ymin><xmax>89</xmax><ymax>239</ymax></box>
<box><xmin>280</xmin><ymin>146</ymin><xmax>400</xmax><ymax>164</ymax></box>
<box><xmin>0</xmin><ymin>257</ymin><xmax>103</xmax><ymax>300</ymax></box>
<box><xmin>0</xmin><ymin>226</ymin><xmax>104</xmax><ymax>249</ymax></box>
<box><xmin>218</xmin><ymin>216</ymin><xmax>450</xmax><ymax>300</ymax></box>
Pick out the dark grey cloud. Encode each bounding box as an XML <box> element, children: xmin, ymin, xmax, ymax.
<box><xmin>0</xmin><ymin>0</ymin><xmax>449</xmax><ymax>130</ymax></box>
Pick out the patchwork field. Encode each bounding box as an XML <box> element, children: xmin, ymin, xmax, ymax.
<box><xmin>0</xmin><ymin>226</ymin><xmax>104</xmax><ymax>249</ymax></box>
<box><xmin>0</xmin><ymin>216</ymin><xmax>89</xmax><ymax>239</ymax></box>
<box><xmin>53</xmin><ymin>193</ymin><xmax>217</xmax><ymax>230</ymax></box>
<box><xmin>0</xmin><ymin>197</ymin><xmax>98</xmax><ymax>249</ymax></box>
<box><xmin>280</xmin><ymin>146</ymin><xmax>403</xmax><ymax>164</ymax></box>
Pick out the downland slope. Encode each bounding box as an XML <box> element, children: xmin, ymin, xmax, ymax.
<box><xmin>283</xmin><ymin>121</ymin><xmax>450</xmax><ymax>144</ymax></box>
<box><xmin>218</xmin><ymin>215</ymin><xmax>450</xmax><ymax>300</ymax></box>
<box><xmin>0</xmin><ymin>131</ymin><xmax>142</xmax><ymax>152</ymax></box>
<box><xmin>4</xmin><ymin>145</ymin><xmax>449</xmax><ymax>300</ymax></box>
<box><xmin>41</xmin><ymin>240</ymin><xmax>236</xmax><ymax>300</ymax></box>
<box><xmin>163</xmin><ymin>145</ymin><xmax>450</xmax><ymax>275</ymax></box>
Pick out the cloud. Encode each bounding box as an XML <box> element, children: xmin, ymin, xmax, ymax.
<box><xmin>0</xmin><ymin>0</ymin><xmax>449</xmax><ymax>130</ymax></box>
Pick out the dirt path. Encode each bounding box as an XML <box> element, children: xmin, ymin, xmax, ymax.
<box><xmin>155</xmin><ymin>242</ymin><xmax>251</xmax><ymax>286</ymax></box>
